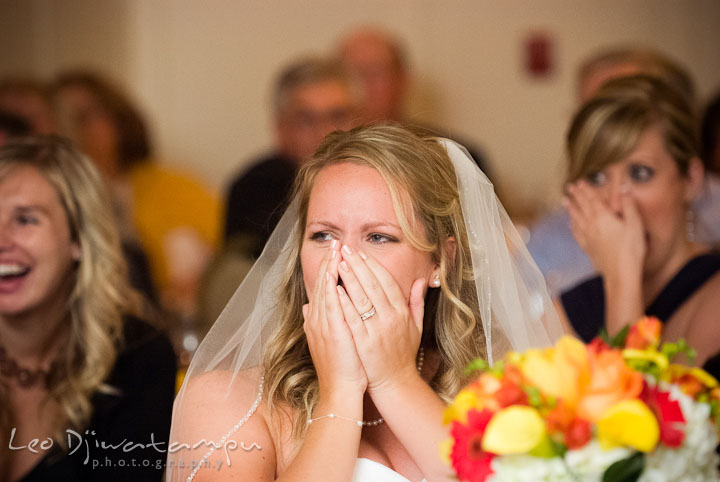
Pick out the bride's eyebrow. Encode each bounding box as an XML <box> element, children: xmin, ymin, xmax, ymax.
<box><xmin>361</xmin><ymin>221</ymin><xmax>401</xmax><ymax>231</ymax></box>
<box><xmin>305</xmin><ymin>220</ymin><xmax>401</xmax><ymax>231</ymax></box>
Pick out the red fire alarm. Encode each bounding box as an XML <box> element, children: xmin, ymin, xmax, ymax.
<box><xmin>525</xmin><ymin>32</ymin><xmax>553</xmax><ymax>78</ymax></box>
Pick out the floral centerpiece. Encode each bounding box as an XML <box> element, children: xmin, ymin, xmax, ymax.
<box><xmin>443</xmin><ymin>318</ymin><xmax>720</xmax><ymax>481</ymax></box>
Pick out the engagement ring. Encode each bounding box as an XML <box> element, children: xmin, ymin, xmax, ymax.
<box><xmin>359</xmin><ymin>306</ymin><xmax>376</xmax><ymax>321</ymax></box>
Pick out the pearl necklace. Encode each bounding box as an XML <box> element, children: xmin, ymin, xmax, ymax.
<box><xmin>361</xmin><ymin>347</ymin><xmax>424</xmax><ymax>427</ymax></box>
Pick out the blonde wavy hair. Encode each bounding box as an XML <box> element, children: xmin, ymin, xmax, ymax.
<box><xmin>0</xmin><ymin>136</ymin><xmax>142</xmax><ymax>448</ymax></box>
<box><xmin>262</xmin><ymin>123</ymin><xmax>486</xmax><ymax>437</ymax></box>
<box><xmin>567</xmin><ymin>74</ymin><xmax>699</xmax><ymax>184</ymax></box>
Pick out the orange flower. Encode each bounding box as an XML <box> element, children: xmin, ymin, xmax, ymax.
<box><xmin>577</xmin><ymin>347</ymin><xmax>643</xmax><ymax>422</ymax></box>
<box><xmin>519</xmin><ymin>336</ymin><xmax>589</xmax><ymax>408</ymax></box>
<box><xmin>444</xmin><ymin>374</ymin><xmax>502</xmax><ymax>424</ymax></box>
<box><xmin>546</xmin><ymin>400</ymin><xmax>575</xmax><ymax>435</ymax></box>
<box><xmin>495</xmin><ymin>365</ymin><xmax>528</xmax><ymax>408</ymax></box>
<box><xmin>664</xmin><ymin>364</ymin><xmax>718</xmax><ymax>397</ymax></box>
<box><xmin>545</xmin><ymin>400</ymin><xmax>592</xmax><ymax>450</ymax></box>
<box><xmin>625</xmin><ymin>317</ymin><xmax>662</xmax><ymax>350</ymax></box>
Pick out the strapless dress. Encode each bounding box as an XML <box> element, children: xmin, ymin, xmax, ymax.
<box><xmin>352</xmin><ymin>458</ymin><xmax>428</xmax><ymax>482</ymax></box>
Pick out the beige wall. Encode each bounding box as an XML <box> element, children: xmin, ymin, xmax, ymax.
<box><xmin>2</xmin><ymin>0</ymin><xmax>719</xmax><ymax>215</ymax></box>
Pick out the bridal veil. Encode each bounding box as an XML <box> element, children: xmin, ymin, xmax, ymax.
<box><xmin>165</xmin><ymin>128</ymin><xmax>563</xmax><ymax>481</ymax></box>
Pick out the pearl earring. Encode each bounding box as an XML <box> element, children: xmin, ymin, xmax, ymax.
<box><xmin>432</xmin><ymin>275</ymin><xmax>441</xmax><ymax>287</ymax></box>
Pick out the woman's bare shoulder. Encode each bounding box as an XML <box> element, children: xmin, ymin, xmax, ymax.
<box><xmin>169</xmin><ymin>368</ymin><xmax>277</xmax><ymax>481</ymax></box>
<box><xmin>691</xmin><ymin>269</ymin><xmax>720</xmax><ymax>314</ymax></box>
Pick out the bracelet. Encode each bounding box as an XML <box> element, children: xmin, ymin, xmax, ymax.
<box><xmin>307</xmin><ymin>412</ymin><xmax>363</xmax><ymax>427</ymax></box>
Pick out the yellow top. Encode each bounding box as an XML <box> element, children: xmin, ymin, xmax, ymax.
<box><xmin>128</xmin><ymin>162</ymin><xmax>221</xmax><ymax>293</ymax></box>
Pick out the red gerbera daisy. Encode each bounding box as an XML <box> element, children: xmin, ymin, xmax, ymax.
<box><xmin>450</xmin><ymin>409</ymin><xmax>496</xmax><ymax>482</ymax></box>
<box><xmin>641</xmin><ymin>382</ymin><xmax>686</xmax><ymax>447</ymax></box>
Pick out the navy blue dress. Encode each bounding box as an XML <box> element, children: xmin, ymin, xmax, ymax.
<box><xmin>561</xmin><ymin>252</ymin><xmax>720</xmax><ymax>379</ymax></box>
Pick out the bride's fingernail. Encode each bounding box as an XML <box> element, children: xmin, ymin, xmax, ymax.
<box><xmin>330</xmin><ymin>239</ymin><xmax>338</xmax><ymax>250</ymax></box>
<box><xmin>331</xmin><ymin>249</ymin><xmax>338</xmax><ymax>260</ymax></box>
<box><xmin>358</xmin><ymin>250</ymin><xmax>367</xmax><ymax>260</ymax></box>
<box><xmin>342</xmin><ymin>244</ymin><xmax>353</xmax><ymax>255</ymax></box>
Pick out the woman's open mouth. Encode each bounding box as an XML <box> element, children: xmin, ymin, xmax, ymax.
<box><xmin>0</xmin><ymin>264</ymin><xmax>31</xmax><ymax>293</ymax></box>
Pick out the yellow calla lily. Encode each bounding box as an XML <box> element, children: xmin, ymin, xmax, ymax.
<box><xmin>481</xmin><ymin>406</ymin><xmax>547</xmax><ymax>455</ymax></box>
<box><xmin>664</xmin><ymin>364</ymin><xmax>718</xmax><ymax>388</ymax></box>
<box><xmin>622</xmin><ymin>348</ymin><xmax>669</xmax><ymax>371</ymax></box>
<box><xmin>597</xmin><ymin>400</ymin><xmax>659</xmax><ymax>453</ymax></box>
<box><xmin>686</xmin><ymin>367</ymin><xmax>717</xmax><ymax>387</ymax></box>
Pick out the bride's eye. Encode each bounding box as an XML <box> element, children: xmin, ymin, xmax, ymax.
<box><xmin>309</xmin><ymin>231</ymin><xmax>334</xmax><ymax>243</ymax></box>
<box><xmin>368</xmin><ymin>233</ymin><xmax>396</xmax><ymax>244</ymax></box>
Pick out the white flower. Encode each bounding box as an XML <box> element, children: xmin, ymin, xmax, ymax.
<box><xmin>488</xmin><ymin>454</ymin><xmax>571</xmax><ymax>482</ymax></box>
<box><xmin>488</xmin><ymin>443</ymin><xmax>631</xmax><ymax>482</ymax></box>
<box><xmin>639</xmin><ymin>384</ymin><xmax>718</xmax><ymax>482</ymax></box>
<box><xmin>565</xmin><ymin>441</ymin><xmax>632</xmax><ymax>481</ymax></box>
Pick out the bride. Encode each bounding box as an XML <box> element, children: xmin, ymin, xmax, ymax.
<box><xmin>166</xmin><ymin>124</ymin><xmax>562</xmax><ymax>482</ymax></box>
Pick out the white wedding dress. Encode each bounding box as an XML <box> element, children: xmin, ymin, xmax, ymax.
<box><xmin>352</xmin><ymin>458</ymin><xmax>428</xmax><ymax>482</ymax></box>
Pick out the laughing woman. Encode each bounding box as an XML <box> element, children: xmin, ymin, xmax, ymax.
<box><xmin>0</xmin><ymin>136</ymin><xmax>176</xmax><ymax>481</ymax></box>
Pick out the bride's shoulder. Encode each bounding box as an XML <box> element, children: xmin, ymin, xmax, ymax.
<box><xmin>184</xmin><ymin>368</ymin><xmax>265</xmax><ymax>409</ymax></box>
<box><xmin>171</xmin><ymin>368</ymin><xmax>277</xmax><ymax>481</ymax></box>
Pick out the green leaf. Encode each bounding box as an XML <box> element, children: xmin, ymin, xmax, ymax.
<box><xmin>602</xmin><ymin>452</ymin><xmax>644</xmax><ymax>482</ymax></box>
<box><xmin>465</xmin><ymin>358</ymin><xmax>489</xmax><ymax>375</ymax></box>
<box><xmin>489</xmin><ymin>360</ymin><xmax>505</xmax><ymax>378</ymax></box>
<box><xmin>524</xmin><ymin>386</ymin><xmax>543</xmax><ymax>407</ymax></box>
<box><xmin>599</xmin><ymin>327</ymin><xmax>611</xmax><ymax>345</ymax></box>
<box><xmin>610</xmin><ymin>325</ymin><xmax>630</xmax><ymax>349</ymax></box>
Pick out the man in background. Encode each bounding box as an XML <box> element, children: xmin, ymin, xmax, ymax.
<box><xmin>199</xmin><ymin>58</ymin><xmax>362</xmax><ymax>330</ymax></box>
<box><xmin>223</xmin><ymin>57</ymin><xmax>362</xmax><ymax>257</ymax></box>
<box><xmin>337</xmin><ymin>26</ymin><xmax>493</xmax><ymax>180</ymax></box>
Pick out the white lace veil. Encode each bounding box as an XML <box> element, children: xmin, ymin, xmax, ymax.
<box><xmin>166</xmin><ymin>131</ymin><xmax>563</xmax><ymax>481</ymax></box>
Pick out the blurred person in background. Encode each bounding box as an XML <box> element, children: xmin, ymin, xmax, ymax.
<box><xmin>0</xmin><ymin>79</ymin><xmax>56</xmax><ymax>136</ymax></box>
<box><xmin>701</xmin><ymin>92</ymin><xmax>720</xmax><ymax>176</ymax></box>
<box><xmin>0</xmin><ymin>137</ymin><xmax>175</xmax><ymax>481</ymax></box>
<box><xmin>697</xmin><ymin>92</ymin><xmax>720</xmax><ymax>245</ymax></box>
<box><xmin>201</xmin><ymin>58</ymin><xmax>363</xmax><ymax>332</ymax></box>
<box><xmin>337</xmin><ymin>26</ymin><xmax>493</xmax><ymax>182</ymax></box>
<box><xmin>51</xmin><ymin>71</ymin><xmax>220</xmax><ymax>326</ymax></box>
<box><xmin>223</xmin><ymin>56</ymin><xmax>362</xmax><ymax>256</ymax></box>
<box><xmin>0</xmin><ymin>110</ymin><xmax>32</xmax><ymax>146</ymax></box>
<box><xmin>557</xmin><ymin>76</ymin><xmax>720</xmax><ymax>378</ymax></box>
<box><xmin>526</xmin><ymin>46</ymin><xmax>719</xmax><ymax>296</ymax></box>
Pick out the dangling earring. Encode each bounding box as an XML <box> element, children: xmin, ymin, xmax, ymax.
<box><xmin>686</xmin><ymin>208</ymin><xmax>695</xmax><ymax>242</ymax></box>
<box><xmin>431</xmin><ymin>275</ymin><xmax>441</xmax><ymax>288</ymax></box>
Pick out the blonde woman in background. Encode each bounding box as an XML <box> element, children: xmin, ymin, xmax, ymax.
<box><xmin>167</xmin><ymin>124</ymin><xmax>562</xmax><ymax>482</ymax></box>
<box><xmin>0</xmin><ymin>136</ymin><xmax>176</xmax><ymax>481</ymax></box>
<box><xmin>558</xmin><ymin>75</ymin><xmax>720</xmax><ymax>377</ymax></box>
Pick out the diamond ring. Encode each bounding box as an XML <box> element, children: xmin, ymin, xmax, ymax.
<box><xmin>359</xmin><ymin>306</ymin><xmax>376</xmax><ymax>321</ymax></box>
